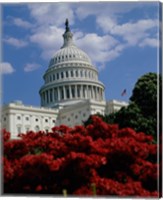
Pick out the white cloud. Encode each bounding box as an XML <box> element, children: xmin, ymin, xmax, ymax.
<box><xmin>4</xmin><ymin>37</ymin><xmax>28</xmax><ymax>48</ymax></box>
<box><xmin>96</xmin><ymin>16</ymin><xmax>117</xmax><ymax>33</ymax></box>
<box><xmin>75</xmin><ymin>2</ymin><xmax>146</xmax><ymax>20</ymax></box>
<box><xmin>12</xmin><ymin>17</ymin><xmax>34</xmax><ymax>29</ymax></box>
<box><xmin>139</xmin><ymin>38</ymin><xmax>159</xmax><ymax>48</ymax></box>
<box><xmin>76</xmin><ymin>33</ymin><xmax>121</xmax><ymax>65</ymax></box>
<box><xmin>24</xmin><ymin>63</ymin><xmax>41</xmax><ymax>72</ymax></box>
<box><xmin>97</xmin><ymin>17</ymin><xmax>158</xmax><ymax>47</ymax></box>
<box><xmin>0</xmin><ymin>62</ymin><xmax>15</xmax><ymax>74</ymax></box>
<box><xmin>29</xmin><ymin>26</ymin><xmax>64</xmax><ymax>60</ymax></box>
<box><xmin>27</xmin><ymin>3</ymin><xmax>75</xmax><ymax>27</ymax></box>
<box><xmin>24</xmin><ymin>3</ymin><xmax>159</xmax><ymax>70</ymax></box>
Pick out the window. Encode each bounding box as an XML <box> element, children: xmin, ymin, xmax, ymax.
<box><xmin>45</xmin><ymin>119</ymin><xmax>48</xmax><ymax>122</ymax></box>
<box><xmin>57</xmin><ymin>73</ymin><xmax>59</xmax><ymax>80</ymax></box>
<box><xmin>66</xmin><ymin>71</ymin><xmax>68</xmax><ymax>78</ymax></box>
<box><xmin>35</xmin><ymin>118</ymin><xmax>39</xmax><ymax>122</ymax></box>
<box><xmin>17</xmin><ymin>116</ymin><xmax>21</xmax><ymax>120</ymax></box>
<box><xmin>26</xmin><ymin>127</ymin><xmax>30</xmax><ymax>132</ymax></box>
<box><xmin>26</xmin><ymin>117</ymin><xmax>29</xmax><ymax>121</ymax></box>
<box><xmin>75</xmin><ymin>115</ymin><xmax>78</xmax><ymax>119</ymax></box>
<box><xmin>3</xmin><ymin>117</ymin><xmax>6</xmax><ymax>121</ymax></box>
<box><xmin>35</xmin><ymin>125</ymin><xmax>40</xmax><ymax>132</ymax></box>
<box><xmin>72</xmin><ymin>86</ymin><xmax>75</xmax><ymax>98</ymax></box>
<box><xmin>17</xmin><ymin>126</ymin><xmax>21</xmax><ymax>134</ymax></box>
<box><xmin>71</xmin><ymin>71</ymin><xmax>73</xmax><ymax>77</ymax></box>
<box><xmin>68</xmin><ymin>118</ymin><xmax>70</xmax><ymax>121</ymax></box>
<box><xmin>61</xmin><ymin>72</ymin><xmax>64</xmax><ymax>78</ymax></box>
<box><xmin>61</xmin><ymin>88</ymin><xmax>64</xmax><ymax>99</ymax></box>
<box><xmin>45</xmin><ymin>127</ymin><xmax>49</xmax><ymax>133</ymax></box>
<box><xmin>52</xmin><ymin>120</ymin><xmax>55</xmax><ymax>123</ymax></box>
<box><xmin>66</xmin><ymin>88</ymin><xmax>70</xmax><ymax>98</ymax></box>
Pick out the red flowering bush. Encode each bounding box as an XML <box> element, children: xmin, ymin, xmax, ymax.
<box><xmin>2</xmin><ymin>116</ymin><xmax>160</xmax><ymax>197</ymax></box>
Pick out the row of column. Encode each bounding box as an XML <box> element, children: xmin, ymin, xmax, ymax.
<box><xmin>41</xmin><ymin>84</ymin><xmax>105</xmax><ymax>106</ymax></box>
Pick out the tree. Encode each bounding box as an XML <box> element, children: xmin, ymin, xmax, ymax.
<box><xmin>84</xmin><ymin>72</ymin><xmax>161</xmax><ymax>140</ymax></box>
<box><xmin>130</xmin><ymin>72</ymin><xmax>159</xmax><ymax>118</ymax></box>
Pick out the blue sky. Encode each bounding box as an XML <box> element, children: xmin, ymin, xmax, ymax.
<box><xmin>1</xmin><ymin>2</ymin><xmax>160</xmax><ymax>106</ymax></box>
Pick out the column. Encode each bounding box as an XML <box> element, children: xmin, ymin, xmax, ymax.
<box><xmin>91</xmin><ymin>86</ymin><xmax>93</xmax><ymax>99</ymax></box>
<box><xmin>102</xmin><ymin>89</ymin><xmax>105</xmax><ymax>101</ymax></box>
<box><xmin>92</xmin><ymin>86</ymin><xmax>95</xmax><ymax>99</ymax></box>
<box><xmin>100</xmin><ymin>88</ymin><xmax>103</xmax><ymax>101</ymax></box>
<box><xmin>95</xmin><ymin>87</ymin><xmax>98</xmax><ymax>100</ymax></box>
<box><xmin>57</xmin><ymin>87</ymin><xmax>60</xmax><ymax>101</ymax></box>
<box><xmin>69</xmin><ymin>85</ymin><xmax>72</xmax><ymax>99</ymax></box>
<box><xmin>63</xmin><ymin>86</ymin><xmax>66</xmax><ymax>100</ymax></box>
<box><xmin>80</xmin><ymin>85</ymin><xmax>83</xmax><ymax>98</ymax></box>
<box><xmin>52</xmin><ymin>88</ymin><xmax>55</xmax><ymax>102</ymax></box>
<box><xmin>68</xmin><ymin>70</ymin><xmax>71</xmax><ymax>78</ymax></box>
<box><xmin>94</xmin><ymin>87</ymin><xmax>96</xmax><ymax>99</ymax></box>
<box><xmin>84</xmin><ymin>86</ymin><xmax>87</xmax><ymax>98</ymax></box>
<box><xmin>48</xmin><ymin>90</ymin><xmax>51</xmax><ymax>103</ymax></box>
<box><xmin>86</xmin><ymin>85</ymin><xmax>89</xmax><ymax>98</ymax></box>
<box><xmin>46</xmin><ymin>91</ymin><xmax>48</xmax><ymax>103</ymax></box>
<box><xmin>63</xmin><ymin>71</ymin><xmax>66</xmax><ymax>79</ymax></box>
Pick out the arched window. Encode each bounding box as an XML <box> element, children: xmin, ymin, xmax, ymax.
<box><xmin>35</xmin><ymin>125</ymin><xmax>40</xmax><ymax>132</ymax></box>
<box><xmin>85</xmin><ymin>70</ymin><xmax>87</xmax><ymax>77</ymax></box>
<box><xmin>17</xmin><ymin>125</ymin><xmax>22</xmax><ymax>134</ymax></box>
<box><xmin>76</xmin><ymin>70</ymin><xmax>78</xmax><ymax>77</ymax></box>
<box><xmin>71</xmin><ymin>71</ymin><xmax>74</xmax><ymax>77</ymax></box>
<box><xmin>80</xmin><ymin>70</ymin><xmax>83</xmax><ymax>77</ymax></box>
<box><xmin>61</xmin><ymin>72</ymin><xmax>64</xmax><ymax>78</ymax></box>
<box><xmin>25</xmin><ymin>126</ymin><xmax>30</xmax><ymax>132</ymax></box>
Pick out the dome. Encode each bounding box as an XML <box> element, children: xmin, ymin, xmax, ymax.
<box><xmin>49</xmin><ymin>45</ymin><xmax>92</xmax><ymax>67</ymax></box>
<box><xmin>39</xmin><ymin>19</ymin><xmax>105</xmax><ymax>108</ymax></box>
<box><xmin>48</xmin><ymin>19</ymin><xmax>91</xmax><ymax>68</ymax></box>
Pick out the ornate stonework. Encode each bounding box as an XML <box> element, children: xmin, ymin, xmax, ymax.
<box><xmin>39</xmin><ymin>20</ymin><xmax>105</xmax><ymax>108</ymax></box>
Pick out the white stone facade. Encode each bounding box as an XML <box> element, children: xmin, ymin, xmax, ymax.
<box><xmin>56</xmin><ymin>99</ymin><xmax>106</xmax><ymax>127</ymax></box>
<box><xmin>1</xmin><ymin>20</ymin><xmax>128</xmax><ymax>139</ymax></box>
<box><xmin>1</xmin><ymin>101</ymin><xmax>58</xmax><ymax>139</ymax></box>
<box><xmin>105</xmin><ymin>100</ymin><xmax>129</xmax><ymax>115</ymax></box>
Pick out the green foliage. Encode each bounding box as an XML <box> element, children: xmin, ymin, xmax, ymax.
<box><xmin>84</xmin><ymin>72</ymin><xmax>162</xmax><ymax>140</ymax></box>
<box><xmin>130</xmin><ymin>72</ymin><xmax>158</xmax><ymax>118</ymax></box>
<box><xmin>113</xmin><ymin>103</ymin><xmax>157</xmax><ymax>138</ymax></box>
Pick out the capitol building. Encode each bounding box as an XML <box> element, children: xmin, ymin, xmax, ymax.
<box><xmin>2</xmin><ymin>20</ymin><xmax>128</xmax><ymax>139</ymax></box>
